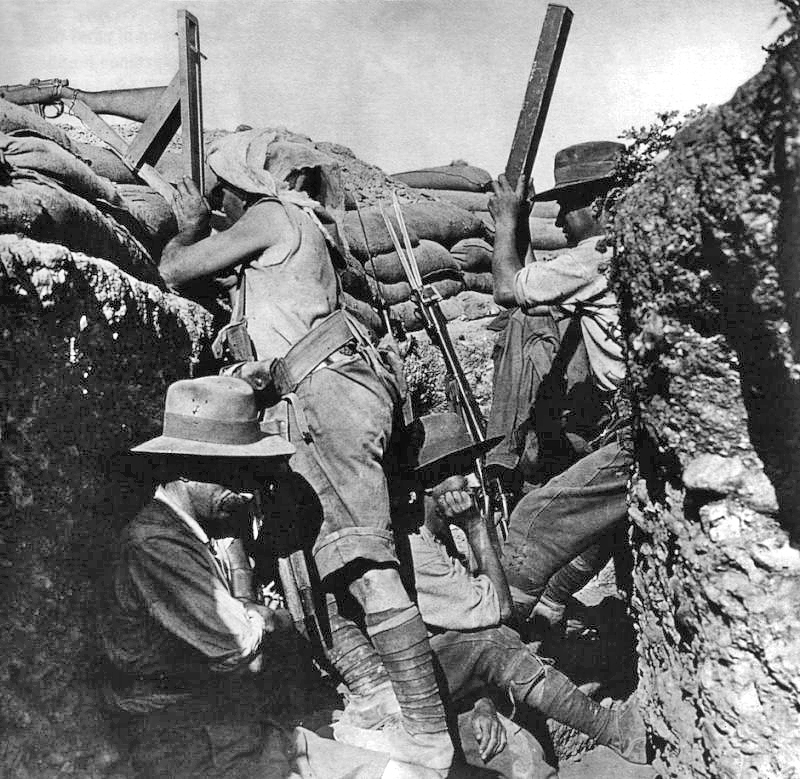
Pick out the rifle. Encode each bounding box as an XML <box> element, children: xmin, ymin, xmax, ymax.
<box><xmin>0</xmin><ymin>79</ymin><xmax>167</xmax><ymax>122</ymax></box>
<box><xmin>380</xmin><ymin>193</ymin><xmax>510</xmax><ymax>543</ymax></box>
<box><xmin>1</xmin><ymin>10</ymin><xmax>206</xmax><ymax>197</ymax></box>
<box><xmin>352</xmin><ymin>194</ymin><xmax>415</xmax><ymax>427</ymax></box>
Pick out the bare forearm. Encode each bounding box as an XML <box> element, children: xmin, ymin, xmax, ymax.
<box><xmin>491</xmin><ymin>217</ymin><xmax>527</xmax><ymax>307</ymax></box>
<box><xmin>465</xmin><ymin>517</ymin><xmax>513</xmax><ymax>621</ymax></box>
<box><xmin>160</xmin><ymin>232</ymin><xmax>220</xmax><ymax>290</ymax></box>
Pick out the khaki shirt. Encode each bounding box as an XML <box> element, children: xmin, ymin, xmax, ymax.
<box><xmin>409</xmin><ymin>525</ymin><xmax>501</xmax><ymax>632</ymax></box>
<box><xmin>513</xmin><ymin>236</ymin><xmax>625</xmax><ymax>392</ymax></box>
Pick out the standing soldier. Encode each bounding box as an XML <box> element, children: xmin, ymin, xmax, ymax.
<box><xmin>489</xmin><ymin>142</ymin><xmax>633</xmax><ymax>636</ymax></box>
<box><xmin>158</xmin><ymin>130</ymin><xmax>453</xmax><ymax>774</ymax></box>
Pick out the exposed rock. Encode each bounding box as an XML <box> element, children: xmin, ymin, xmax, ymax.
<box><xmin>458</xmin><ymin>291</ymin><xmax>501</xmax><ymax>321</ymax></box>
<box><xmin>682</xmin><ymin>454</ymin><xmax>746</xmax><ymax>494</ymax></box>
<box><xmin>612</xmin><ymin>33</ymin><xmax>800</xmax><ymax>778</ymax></box>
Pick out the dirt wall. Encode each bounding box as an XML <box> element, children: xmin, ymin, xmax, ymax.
<box><xmin>612</xmin><ymin>36</ymin><xmax>800</xmax><ymax>777</ymax></box>
<box><xmin>0</xmin><ymin>235</ymin><xmax>216</xmax><ymax>777</ymax></box>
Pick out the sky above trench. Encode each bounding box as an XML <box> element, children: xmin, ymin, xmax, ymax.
<box><xmin>0</xmin><ymin>0</ymin><xmax>789</xmax><ymax>189</ymax></box>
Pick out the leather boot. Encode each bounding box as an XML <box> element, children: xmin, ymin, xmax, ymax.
<box><xmin>521</xmin><ymin>667</ymin><xmax>648</xmax><ymax>764</ymax></box>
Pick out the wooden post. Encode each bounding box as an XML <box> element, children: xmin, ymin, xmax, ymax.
<box><xmin>504</xmin><ymin>4</ymin><xmax>573</xmax><ymax>187</ymax></box>
<box><xmin>178</xmin><ymin>9</ymin><xmax>205</xmax><ymax>193</ymax></box>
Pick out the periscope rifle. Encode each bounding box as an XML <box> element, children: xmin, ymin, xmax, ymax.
<box><xmin>380</xmin><ymin>194</ymin><xmax>510</xmax><ymax>543</ymax></box>
<box><xmin>0</xmin><ymin>9</ymin><xmax>206</xmax><ymax>199</ymax></box>
<box><xmin>0</xmin><ymin>79</ymin><xmax>167</xmax><ymax>122</ymax></box>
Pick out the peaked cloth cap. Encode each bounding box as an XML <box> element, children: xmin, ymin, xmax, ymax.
<box><xmin>408</xmin><ymin>412</ymin><xmax>504</xmax><ymax>486</ymax></box>
<box><xmin>534</xmin><ymin>141</ymin><xmax>625</xmax><ymax>201</ymax></box>
<box><xmin>131</xmin><ymin>376</ymin><xmax>295</xmax><ymax>458</ymax></box>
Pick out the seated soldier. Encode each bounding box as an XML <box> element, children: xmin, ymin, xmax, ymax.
<box><xmin>400</xmin><ymin>414</ymin><xmax>648</xmax><ymax>767</ymax></box>
<box><xmin>100</xmin><ymin>375</ymin><xmax>432</xmax><ymax>779</ymax></box>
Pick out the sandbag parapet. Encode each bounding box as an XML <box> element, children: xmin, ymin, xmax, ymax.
<box><xmin>0</xmin><ymin>168</ymin><xmax>162</xmax><ymax>286</ymax></box>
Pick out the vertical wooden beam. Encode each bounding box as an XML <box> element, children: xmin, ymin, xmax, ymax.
<box><xmin>178</xmin><ymin>9</ymin><xmax>205</xmax><ymax>192</ymax></box>
<box><xmin>505</xmin><ymin>4</ymin><xmax>572</xmax><ymax>187</ymax></box>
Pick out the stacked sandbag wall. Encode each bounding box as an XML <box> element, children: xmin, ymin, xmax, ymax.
<box><xmin>391</xmin><ymin>160</ymin><xmax>567</xmax><ymax>249</ymax></box>
<box><xmin>610</xmin><ymin>35</ymin><xmax>800</xmax><ymax>777</ymax></box>
<box><xmin>0</xmin><ymin>98</ymin><xmax>178</xmax><ymax>284</ymax></box>
<box><xmin>340</xmin><ymin>189</ymin><xmax>497</xmax><ymax>332</ymax></box>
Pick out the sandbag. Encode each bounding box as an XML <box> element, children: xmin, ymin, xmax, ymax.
<box><xmin>341</xmin><ymin>291</ymin><xmax>383</xmax><ymax>337</ymax></box>
<box><xmin>474</xmin><ymin>210</ymin><xmax>495</xmax><ymax>235</ymax></box>
<box><xmin>0</xmin><ymin>170</ymin><xmax>161</xmax><ymax>285</ymax></box>
<box><xmin>458</xmin><ymin>291</ymin><xmax>501</xmax><ymax>321</ymax></box>
<box><xmin>450</xmin><ymin>238</ymin><xmax>493</xmax><ymax>273</ymax></box>
<box><xmin>115</xmin><ymin>184</ymin><xmax>177</xmax><ymax>257</ymax></box>
<box><xmin>389</xmin><ymin>296</ymin><xmax>464</xmax><ymax>332</ymax></box>
<box><xmin>73</xmin><ymin>143</ymin><xmax>182</xmax><ymax>186</ymax></box>
<box><xmin>413</xmin><ymin>192</ymin><xmax>560</xmax><ymax>218</ymax></box>
<box><xmin>530</xmin><ymin>216</ymin><xmax>567</xmax><ymax>250</ymax></box>
<box><xmin>0</xmin><ymin>131</ymin><xmax>122</xmax><ymax>205</ymax></box>
<box><xmin>343</xmin><ymin>207</ymin><xmax>420</xmax><ymax>261</ymax></box>
<box><xmin>397</xmin><ymin>201</ymin><xmax>486</xmax><ymax>248</ymax></box>
<box><xmin>0</xmin><ymin>97</ymin><xmax>183</xmax><ymax>186</ymax></box>
<box><xmin>462</xmin><ymin>271</ymin><xmax>494</xmax><ymax>294</ymax></box>
<box><xmin>390</xmin><ymin>164</ymin><xmax>492</xmax><ymax>192</ymax></box>
<box><xmin>364</xmin><ymin>239</ymin><xmax>459</xmax><ymax>284</ymax></box>
<box><xmin>338</xmin><ymin>250</ymin><xmax>373</xmax><ymax>303</ymax></box>
<box><xmin>418</xmin><ymin>189</ymin><xmax>490</xmax><ymax>212</ymax></box>
<box><xmin>376</xmin><ymin>276</ymin><xmax>465</xmax><ymax>306</ymax></box>
<box><xmin>0</xmin><ymin>98</ymin><xmax>82</xmax><ymax>154</ymax></box>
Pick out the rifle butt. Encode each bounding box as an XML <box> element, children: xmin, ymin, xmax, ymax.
<box><xmin>72</xmin><ymin>87</ymin><xmax>168</xmax><ymax>123</ymax></box>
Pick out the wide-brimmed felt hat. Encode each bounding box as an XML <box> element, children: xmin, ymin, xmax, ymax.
<box><xmin>407</xmin><ymin>412</ymin><xmax>504</xmax><ymax>486</ymax></box>
<box><xmin>131</xmin><ymin>376</ymin><xmax>295</xmax><ymax>458</ymax></box>
<box><xmin>534</xmin><ymin>141</ymin><xmax>625</xmax><ymax>201</ymax></box>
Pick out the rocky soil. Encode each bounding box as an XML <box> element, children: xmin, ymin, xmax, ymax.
<box><xmin>611</xmin><ymin>33</ymin><xmax>800</xmax><ymax>778</ymax></box>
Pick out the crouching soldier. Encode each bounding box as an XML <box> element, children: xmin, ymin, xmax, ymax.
<box><xmin>100</xmin><ymin>376</ymin><xmax>429</xmax><ymax>779</ymax></box>
<box><xmin>401</xmin><ymin>414</ymin><xmax>648</xmax><ymax>768</ymax></box>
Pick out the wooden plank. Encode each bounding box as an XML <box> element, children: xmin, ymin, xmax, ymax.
<box><xmin>70</xmin><ymin>99</ymin><xmax>175</xmax><ymax>201</ymax></box>
<box><xmin>504</xmin><ymin>4</ymin><xmax>573</xmax><ymax>187</ymax></box>
<box><xmin>124</xmin><ymin>74</ymin><xmax>181</xmax><ymax>170</ymax></box>
<box><xmin>178</xmin><ymin>9</ymin><xmax>205</xmax><ymax>193</ymax></box>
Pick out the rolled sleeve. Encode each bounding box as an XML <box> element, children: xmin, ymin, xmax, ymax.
<box><xmin>126</xmin><ymin>535</ymin><xmax>263</xmax><ymax>671</ymax></box>
<box><xmin>513</xmin><ymin>252</ymin><xmax>594</xmax><ymax>309</ymax></box>
<box><xmin>410</xmin><ymin>533</ymin><xmax>501</xmax><ymax>631</ymax></box>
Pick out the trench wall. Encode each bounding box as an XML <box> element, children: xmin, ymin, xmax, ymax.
<box><xmin>0</xmin><ymin>235</ymin><xmax>216</xmax><ymax>776</ymax></box>
<box><xmin>612</xmin><ymin>36</ymin><xmax>800</xmax><ymax>778</ymax></box>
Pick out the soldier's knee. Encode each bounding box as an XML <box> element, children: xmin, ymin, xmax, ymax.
<box><xmin>503</xmin><ymin>646</ymin><xmax>547</xmax><ymax>701</ymax></box>
<box><xmin>347</xmin><ymin>564</ymin><xmax>410</xmax><ymax>613</ymax></box>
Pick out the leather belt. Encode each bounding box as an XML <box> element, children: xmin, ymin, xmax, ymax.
<box><xmin>270</xmin><ymin>310</ymin><xmax>356</xmax><ymax>397</ymax></box>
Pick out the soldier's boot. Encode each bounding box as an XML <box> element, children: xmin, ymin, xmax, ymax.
<box><xmin>517</xmin><ymin>666</ymin><xmax>648</xmax><ymax>765</ymax></box>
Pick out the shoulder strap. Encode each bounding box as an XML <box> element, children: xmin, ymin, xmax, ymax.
<box><xmin>231</xmin><ymin>264</ymin><xmax>247</xmax><ymax>322</ymax></box>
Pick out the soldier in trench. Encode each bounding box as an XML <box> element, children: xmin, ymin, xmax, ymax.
<box><xmin>398</xmin><ymin>412</ymin><xmax>647</xmax><ymax>770</ymax></box>
<box><xmin>100</xmin><ymin>375</ymin><xmax>430</xmax><ymax>779</ymax></box>
<box><xmin>488</xmin><ymin>141</ymin><xmax>634</xmax><ymax>640</ymax></box>
<box><xmin>156</xmin><ymin>129</ymin><xmax>453</xmax><ymax>774</ymax></box>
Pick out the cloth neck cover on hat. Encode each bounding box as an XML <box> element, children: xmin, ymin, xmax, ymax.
<box><xmin>207</xmin><ymin>129</ymin><xmax>344</xmax><ymax>212</ymax></box>
<box><xmin>206</xmin><ymin>128</ymin><xmax>346</xmax><ymax>254</ymax></box>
